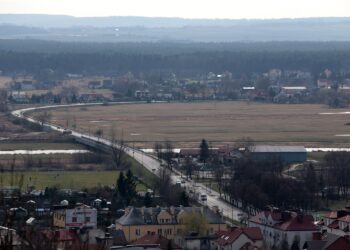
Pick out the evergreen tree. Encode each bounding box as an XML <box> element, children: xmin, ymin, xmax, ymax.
<box><xmin>167</xmin><ymin>240</ymin><xmax>173</xmax><ymax>250</ymax></box>
<box><xmin>125</xmin><ymin>169</ymin><xmax>137</xmax><ymax>204</ymax></box>
<box><xmin>117</xmin><ymin>172</ymin><xmax>126</xmax><ymax>197</ymax></box>
<box><xmin>144</xmin><ymin>192</ymin><xmax>152</xmax><ymax>207</ymax></box>
<box><xmin>199</xmin><ymin>139</ymin><xmax>210</xmax><ymax>163</ymax></box>
<box><xmin>180</xmin><ymin>191</ymin><xmax>189</xmax><ymax>206</ymax></box>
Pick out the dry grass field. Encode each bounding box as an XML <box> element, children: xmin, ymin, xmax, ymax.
<box><xmin>41</xmin><ymin>101</ymin><xmax>350</xmax><ymax>148</ymax></box>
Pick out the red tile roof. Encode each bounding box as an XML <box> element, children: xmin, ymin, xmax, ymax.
<box><xmin>240</xmin><ymin>242</ymin><xmax>261</xmax><ymax>250</ymax></box>
<box><xmin>216</xmin><ymin>228</ymin><xmax>262</xmax><ymax>246</ymax></box>
<box><xmin>249</xmin><ymin>210</ymin><xmax>317</xmax><ymax>231</ymax></box>
<box><xmin>324</xmin><ymin>211</ymin><xmax>338</xmax><ymax>219</ymax></box>
<box><xmin>134</xmin><ymin>234</ymin><xmax>181</xmax><ymax>250</ymax></box>
<box><xmin>328</xmin><ymin>221</ymin><xmax>339</xmax><ymax>229</ymax></box>
<box><xmin>338</xmin><ymin>215</ymin><xmax>350</xmax><ymax>223</ymax></box>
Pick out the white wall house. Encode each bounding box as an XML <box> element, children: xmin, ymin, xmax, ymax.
<box><xmin>248</xmin><ymin>208</ymin><xmax>318</xmax><ymax>250</ymax></box>
<box><xmin>53</xmin><ymin>204</ymin><xmax>97</xmax><ymax>229</ymax></box>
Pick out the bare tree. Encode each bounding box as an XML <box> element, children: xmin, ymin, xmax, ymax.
<box><xmin>154</xmin><ymin>142</ymin><xmax>163</xmax><ymax>160</ymax></box>
<box><xmin>0</xmin><ymin>88</ymin><xmax>8</xmax><ymax>112</ymax></box>
<box><xmin>214</xmin><ymin>165</ymin><xmax>225</xmax><ymax>197</ymax></box>
<box><xmin>110</xmin><ymin>125</ymin><xmax>126</xmax><ymax>169</ymax></box>
<box><xmin>36</xmin><ymin>111</ymin><xmax>52</xmax><ymax>127</ymax></box>
<box><xmin>164</xmin><ymin>140</ymin><xmax>174</xmax><ymax>170</ymax></box>
<box><xmin>95</xmin><ymin>128</ymin><xmax>103</xmax><ymax>141</ymax></box>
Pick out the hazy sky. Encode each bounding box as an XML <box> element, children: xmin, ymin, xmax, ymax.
<box><xmin>0</xmin><ymin>0</ymin><xmax>349</xmax><ymax>19</ymax></box>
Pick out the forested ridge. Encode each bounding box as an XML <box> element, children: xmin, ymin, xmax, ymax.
<box><xmin>1</xmin><ymin>40</ymin><xmax>350</xmax><ymax>76</ymax></box>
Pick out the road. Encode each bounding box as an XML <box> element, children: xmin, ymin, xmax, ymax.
<box><xmin>12</xmin><ymin>102</ymin><xmax>244</xmax><ymax>221</ymax></box>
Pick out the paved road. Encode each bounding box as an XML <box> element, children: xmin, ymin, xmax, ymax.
<box><xmin>12</xmin><ymin>102</ymin><xmax>244</xmax><ymax>221</ymax></box>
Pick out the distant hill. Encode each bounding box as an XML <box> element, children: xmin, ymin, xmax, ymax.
<box><xmin>1</xmin><ymin>14</ymin><xmax>350</xmax><ymax>42</ymax></box>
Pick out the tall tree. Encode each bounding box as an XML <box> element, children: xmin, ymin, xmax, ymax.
<box><xmin>164</xmin><ymin>140</ymin><xmax>174</xmax><ymax>169</ymax></box>
<box><xmin>199</xmin><ymin>139</ymin><xmax>210</xmax><ymax>164</ymax></box>
<box><xmin>117</xmin><ymin>172</ymin><xmax>126</xmax><ymax>197</ymax></box>
<box><xmin>125</xmin><ymin>169</ymin><xmax>137</xmax><ymax>204</ymax></box>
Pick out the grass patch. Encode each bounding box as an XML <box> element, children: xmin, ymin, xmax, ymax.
<box><xmin>128</xmin><ymin>157</ymin><xmax>158</xmax><ymax>188</ymax></box>
<box><xmin>0</xmin><ymin>170</ymin><xmax>147</xmax><ymax>191</ymax></box>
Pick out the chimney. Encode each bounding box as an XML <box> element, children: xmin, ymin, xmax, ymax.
<box><xmin>141</xmin><ymin>206</ymin><xmax>145</xmax><ymax>217</ymax></box>
<box><xmin>170</xmin><ymin>206</ymin><xmax>175</xmax><ymax>215</ymax></box>
<box><xmin>312</xmin><ymin>232</ymin><xmax>322</xmax><ymax>241</ymax></box>
<box><xmin>281</xmin><ymin>211</ymin><xmax>291</xmax><ymax>222</ymax></box>
<box><xmin>337</xmin><ymin>210</ymin><xmax>347</xmax><ymax>218</ymax></box>
<box><xmin>297</xmin><ymin>213</ymin><xmax>304</xmax><ymax>223</ymax></box>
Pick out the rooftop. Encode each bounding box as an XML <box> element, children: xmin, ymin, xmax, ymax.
<box><xmin>250</xmin><ymin>145</ymin><xmax>306</xmax><ymax>153</ymax></box>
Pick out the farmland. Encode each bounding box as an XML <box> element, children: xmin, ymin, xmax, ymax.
<box><xmin>37</xmin><ymin>101</ymin><xmax>350</xmax><ymax>148</ymax></box>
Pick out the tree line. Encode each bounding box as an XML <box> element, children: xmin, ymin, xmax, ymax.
<box><xmin>1</xmin><ymin>45</ymin><xmax>350</xmax><ymax>76</ymax></box>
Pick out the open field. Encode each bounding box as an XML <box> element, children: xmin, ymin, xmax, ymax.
<box><xmin>0</xmin><ymin>170</ymin><xmax>146</xmax><ymax>190</ymax></box>
<box><xmin>35</xmin><ymin>101</ymin><xmax>350</xmax><ymax>148</ymax></box>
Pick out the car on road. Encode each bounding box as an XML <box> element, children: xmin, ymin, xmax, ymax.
<box><xmin>62</xmin><ymin>129</ymin><xmax>72</xmax><ymax>135</ymax></box>
<box><xmin>200</xmin><ymin>194</ymin><xmax>207</xmax><ymax>202</ymax></box>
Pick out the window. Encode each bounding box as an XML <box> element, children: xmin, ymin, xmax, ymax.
<box><xmin>158</xmin><ymin>229</ymin><xmax>162</xmax><ymax>235</ymax></box>
<box><xmin>136</xmin><ymin>229</ymin><xmax>140</xmax><ymax>236</ymax></box>
<box><xmin>85</xmin><ymin>217</ymin><xmax>90</xmax><ymax>222</ymax></box>
<box><xmin>72</xmin><ymin>217</ymin><xmax>77</xmax><ymax>222</ymax></box>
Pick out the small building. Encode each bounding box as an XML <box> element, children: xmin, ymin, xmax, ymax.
<box><xmin>249</xmin><ymin>145</ymin><xmax>307</xmax><ymax>164</ymax></box>
<box><xmin>52</xmin><ymin>204</ymin><xmax>97</xmax><ymax>229</ymax></box>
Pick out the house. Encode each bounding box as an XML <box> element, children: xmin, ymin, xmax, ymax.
<box><xmin>133</xmin><ymin>234</ymin><xmax>181</xmax><ymax>250</ymax></box>
<box><xmin>0</xmin><ymin>226</ymin><xmax>24</xmax><ymax>250</ymax></box>
<box><xmin>317</xmin><ymin>79</ymin><xmax>332</xmax><ymax>88</ymax></box>
<box><xmin>10</xmin><ymin>91</ymin><xmax>29</xmax><ymax>103</ymax></box>
<box><xmin>281</xmin><ymin>86</ymin><xmax>307</xmax><ymax>94</ymax></box>
<box><xmin>116</xmin><ymin>206</ymin><xmax>226</xmax><ymax>242</ymax></box>
<box><xmin>27</xmin><ymin>229</ymin><xmax>81</xmax><ymax>250</ymax></box>
<box><xmin>215</xmin><ymin>227</ymin><xmax>263</xmax><ymax>250</ymax></box>
<box><xmin>248</xmin><ymin>207</ymin><xmax>318</xmax><ymax>250</ymax></box>
<box><xmin>20</xmin><ymin>80</ymin><xmax>35</xmax><ymax>91</ymax></box>
<box><xmin>177</xmin><ymin>233</ymin><xmax>217</xmax><ymax>250</ymax></box>
<box><xmin>79</xmin><ymin>93</ymin><xmax>109</xmax><ymax>103</ymax></box>
<box><xmin>111</xmin><ymin>245</ymin><xmax>161</xmax><ymax>250</ymax></box>
<box><xmin>52</xmin><ymin>203</ymin><xmax>97</xmax><ymax>229</ymax></box>
<box><xmin>135</xmin><ymin>90</ymin><xmax>150</xmax><ymax>99</ymax></box>
<box><xmin>303</xmin><ymin>232</ymin><xmax>350</xmax><ymax>250</ymax></box>
<box><xmin>218</xmin><ymin>145</ymin><xmax>243</xmax><ymax>164</ymax></box>
<box><xmin>249</xmin><ymin>145</ymin><xmax>307</xmax><ymax>164</ymax></box>
<box><xmin>103</xmin><ymin>79</ymin><xmax>113</xmax><ymax>88</ymax></box>
<box><xmin>88</xmin><ymin>80</ymin><xmax>102</xmax><ymax>89</ymax></box>
<box><xmin>323</xmin><ymin>208</ymin><xmax>350</xmax><ymax>237</ymax></box>
<box><xmin>179</xmin><ymin>149</ymin><xmax>200</xmax><ymax>158</ymax></box>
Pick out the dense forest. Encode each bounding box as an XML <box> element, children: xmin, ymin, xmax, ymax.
<box><xmin>1</xmin><ymin>40</ymin><xmax>350</xmax><ymax>76</ymax></box>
